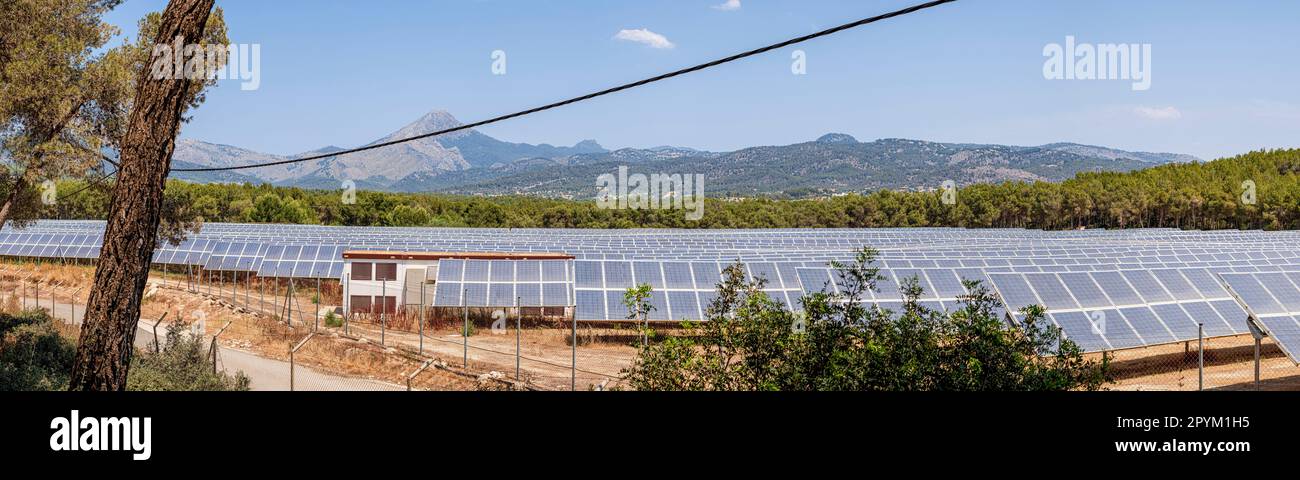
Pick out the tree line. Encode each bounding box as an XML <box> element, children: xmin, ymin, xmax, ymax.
<box><xmin>38</xmin><ymin>148</ymin><xmax>1300</xmax><ymax>230</ymax></box>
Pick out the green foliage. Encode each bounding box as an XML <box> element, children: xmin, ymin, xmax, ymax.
<box><xmin>247</xmin><ymin>193</ymin><xmax>315</xmax><ymax>224</ymax></box>
<box><xmin>622</xmin><ymin>283</ymin><xmax>654</xmax><ymax>321</ymax></box>
<box><xmin>0</xmin><ymin>310</ymin><xmax>76</xmax><ymax>391</ymax></box>
<box><xmin>1</xmin><ymin>0</ymin><xmax>228</xmax><ymax>233</ymax></box>
<box><xmin>623</xmin><ymin>283</ymin><xmax>655</xmax><ymax>345</ymax></box>
<box><xmin>386</xmin><ymin>204</ymin><xmax>431</xmax><ymax>226</ymax></box>
<box><xmin>324</xmin><ymin>311</ymin><xmax>342</xmax><ymax>328</ymax></box>
<box><xmin>126</xmin><ymin>321</ymin><xmax>249</xmax><ymax>391</ymax></box>
<box><xmin>620</xmin><ymin>248</ymin><xmax>1111</xmax><ymax>391</ymax></box>
<box><xmin>43</xmin><ymin>149</ymin><xmax>1300</xmax><ymax>231</ymax></box>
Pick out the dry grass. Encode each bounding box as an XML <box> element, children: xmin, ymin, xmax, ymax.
<box><xmin>1098</xmin><ymin>334</ymin><xmax>1299</xmax><ymax>390</ymax></box>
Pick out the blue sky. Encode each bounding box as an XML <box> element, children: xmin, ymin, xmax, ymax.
<box><xmin>103</xmin><ymin>0</ymin><xmax>1300</xmax><ymax>160</ymax></box>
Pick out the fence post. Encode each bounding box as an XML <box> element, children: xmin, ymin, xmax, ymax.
<box><xmin>463</xmin><ymin>288</ymin><xmax>468</xmax><ymax>369</ymax></box>
<box><xmin>290</xmin><ymin>332</ymin><xmax>316</xmax><ymax>392</ymax></box>
<box><xmin>315</xmin><ymin>278</ymin><xmax>321</xmax><ymax>332</ymax></box>
<box><xmin>151</xmin><ymin>312</ymin><xmax>168</xmax><ymax>353</ymax></box>
<box><xmin>572</xmin><ymin>307</ymin><xmax>577</xmax><ymax>392</ymax></box>
<box><xmin>419</xmin><ymin>282</ymin><xmax>425</xmax><ymax>355</ymax></box>
<box><xmin>210</xmin><ymin>321</ymin><xmax>233</xmax><ymax>375</ymax></box>
<box><xmin>406</xmin><ymin>359</ymin><xmax>433</xmax><ymax>392</ymax></box>
<box><xmin>516</xmin><ymin>296</ymin><xmax>521</xmax><ymax>381</ymax></box>
<box><xmin>288</xmin><ymin>278</ymin><xmax>296</xmax><ymax>327</ymax></box>
<box><xmin>1198</xmin><ymin>323</ymin><xmax>1204</xmax><ymax>391</ymax></box>
<box><xmin>381</xmin><ymin>279</ymin><xmax>386</xmax><ymax>345</ymax></box>
<box><xmin>344</xmin><ymin>273</ymin><xmax>350</xmax><ymax>335</ymax></box>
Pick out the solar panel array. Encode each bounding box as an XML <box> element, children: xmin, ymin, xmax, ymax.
<box><xmin>1218</xmin><ymin>272</ymin><xmax>1300</xmax><ymax>364</ymax></box>
<box><xmin>433</xmin><ymin>259</ymin><xmax>573</xmax><ymax>308</ymax></box>
<box><xmin>4</xmin><ymin>220</ymin><xmax>1300</xmax><ymax>354</ymax></box>
<box><xmin>987</xmin><ymin>268</ymin><xmax>1248</xmax><ymax>351</ymax></box>
<box><xmin>796</xmin><ymin>267</ymin><xmax>1006</xmax><ymax>318</ymax></box>
<box><xmin>573</xmin><ymin>260</ymin><xmax>815</xmax><ymax>321</ymax></box>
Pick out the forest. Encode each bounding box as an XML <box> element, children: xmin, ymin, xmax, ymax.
<box><xmin>39</xmin><ymin>148</ymin><xmax>1300</xmax><ymax>231</ymax></box>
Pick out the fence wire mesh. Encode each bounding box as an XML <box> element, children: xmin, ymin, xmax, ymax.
<box><xmin>4</xmin><ymin>259</ymin><xmax>1297</xmax><ymax>392</ymax></box>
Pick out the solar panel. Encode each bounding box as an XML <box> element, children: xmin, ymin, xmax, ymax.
<box><xmin>1219</xmin><ymin>272</ymin><xmax>1300</xmax><ymax>364</ymax></box>
<box><xmin>428</xmin><ymin>258</ymin><xmax>572</xmax><ymax>308</ymax></box>
<box><xmin>4</xmin><ymin>221</ymin><xmax>1300</xmax><ymax>344</ymax></box>
<box><xmin>987</xmin><ymin>268</ymin><xmax>1248</xmax><ymax>353</ymax></box>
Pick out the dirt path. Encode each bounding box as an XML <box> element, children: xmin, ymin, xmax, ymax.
<box><xmin>5</xmin><ymin>291</ymin><xmax>404</xmax><ymax>391</ymax></box>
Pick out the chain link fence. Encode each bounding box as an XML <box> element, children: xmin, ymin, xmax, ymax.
<box><xmin>5</xmin><ymin>259</ymin><xmax>1298</xmax><ymax>391</ymax></box>
<box><xmin>1105</xmin><ymin>331</ymin><xmax>1298</xmax><ymax>391</ymax></box>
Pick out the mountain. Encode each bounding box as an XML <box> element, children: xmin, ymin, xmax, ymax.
<box><xmin>169</xmin><ymin>110</ymin><xmax>1199</xmax><ymax>197</ymax></box>
<box><xmin>1039</xmin><ymin>142</ymin><xmax>1200</xmax><ymax>164</ymax></box>
<box><xmin>409</xmin><ymin>136</ymin><xmax>1200</xmax><ymax>198</ymax></box>
<box><xmin>170</xmin><ymin>110</ymin><xmax>606</xmax><ymax>188</ymax></box>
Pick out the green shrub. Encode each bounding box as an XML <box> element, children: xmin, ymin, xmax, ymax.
<box><xmin>0</xmin><ymin>310</ymin><xmax>75</xmax><ymax>391</ymax></box>
<box><xmin>126</xmin><ymin>321</ymin><xmax>249</xmax><ymax>391</ymax></box>
<box><xmin>621</xmin><ymin>248</ymin><xmax>1111</xmax><ymax>391</ymax></box>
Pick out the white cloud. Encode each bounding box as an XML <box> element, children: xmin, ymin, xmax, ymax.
<box><xmin>613</xmin><ymin>28</ymin><xmax>675</xmax><ymax>49</ymax></box>
<box><xmin>713</xmin><ymin>0</ymin><xmax>742</xmax><ymax>11</ymax></box>
<box><xmin>1133</xmin><ymin>105</ymin><xmax>1182</xmax><ymax>121</ymax></box>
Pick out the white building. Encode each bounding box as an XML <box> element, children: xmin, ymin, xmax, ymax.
<box><xmin>341</xmin><ymin>251</ymin><xmax>574</xmax><ymax>316</ymax></box>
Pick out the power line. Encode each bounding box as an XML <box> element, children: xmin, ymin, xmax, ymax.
<box><xmin>172</xmin><ymin>0</ymin><xmax>958</xmax><ymax>173</ymax></box>
<box><xmin>58</xmin><ymin>170</ymin><xmax>117</xmax><ymax>200</ymax></box>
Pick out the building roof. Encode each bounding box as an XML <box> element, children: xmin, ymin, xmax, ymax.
<box><xmin>341</xmin><ymin>250</ymin><xmax>574</xmax><ymax>261</ymax></box>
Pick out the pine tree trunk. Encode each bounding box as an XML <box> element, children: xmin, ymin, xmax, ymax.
<box><xmin>0</xmin><ymin>176</ymin><xmax>26</xmax><ymax>229</ymax></box>
<box><xmin>68</xmin><ymin>0</ymin><xmax>215</xmax><ymax>391</ymax></box>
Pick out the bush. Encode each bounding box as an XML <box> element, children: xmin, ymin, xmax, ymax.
<box><xmin>127</xmin><ymin>321</ymin><xmax>250</xmax><ymax>391</ymax></box>
<box><xmin>0</xmin><ymin>310</ymin><xmax>75</xmax><ymax>391</ymax></box>
<box><xmin>324</xmin><ymin>311</ymin><xmax>342</xmax><ymax>328</ymax></box>
<box><xmin>621</xmin><ymin>248</ymin><xmax>1111</xmax><ymax>391</ymax></box>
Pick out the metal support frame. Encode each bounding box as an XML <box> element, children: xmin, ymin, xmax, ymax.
<box><xmin>1246</xmin><ymin>317</ymin><xmax>1267</xmax><ymax>389</ymax></box>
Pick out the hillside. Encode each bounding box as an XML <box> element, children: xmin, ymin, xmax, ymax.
<box><xmin>49</xmin><ymin>148</ymin><xmax>1300</xmax><ymax>231</ymax></box>
<box><xmin>168</xmin><ymin>110</ymin><xmax>1196</xmax><ymax>197</ymax></box>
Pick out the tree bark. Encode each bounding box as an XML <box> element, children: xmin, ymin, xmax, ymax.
<box><xmin>0</xmin><ymin>176</ymin><xmax>26</xmax><ymax>229</ymax></box>
<box><xmin>68</xmin><ymin>0</ymin><xmax>215</xmax><ymax>391</ymax></box>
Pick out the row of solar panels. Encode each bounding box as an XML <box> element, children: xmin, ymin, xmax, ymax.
<box><xmin>1218</xmin><ymin>273</ymin><xmax>1300</xmax><ymax>365</ymax></box>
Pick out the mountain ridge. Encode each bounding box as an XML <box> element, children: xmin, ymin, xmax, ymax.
<box><xmin>170</xmin><ymin>110</ymin><xmax>1200</xmax><ymax>197</ymax></box>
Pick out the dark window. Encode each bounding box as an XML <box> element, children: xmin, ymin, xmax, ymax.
<box><xmin>375</xmin><ymin>263</ymin><xmax>398</xmax><ymax>281</ymax></box>
<box><xmin>349</xmin><ymin>295</ymin><xmax>371</xmax><ymax>314</ymax></box>
<box><xmin>377</xmin><ymin>295</ymin><xmax>397</xmax><ymax>314</ymax></box>
<box><xmin>352</xmin><ymin>262</ymin><xmax>372</xmax><ymax>281</ymax></box>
